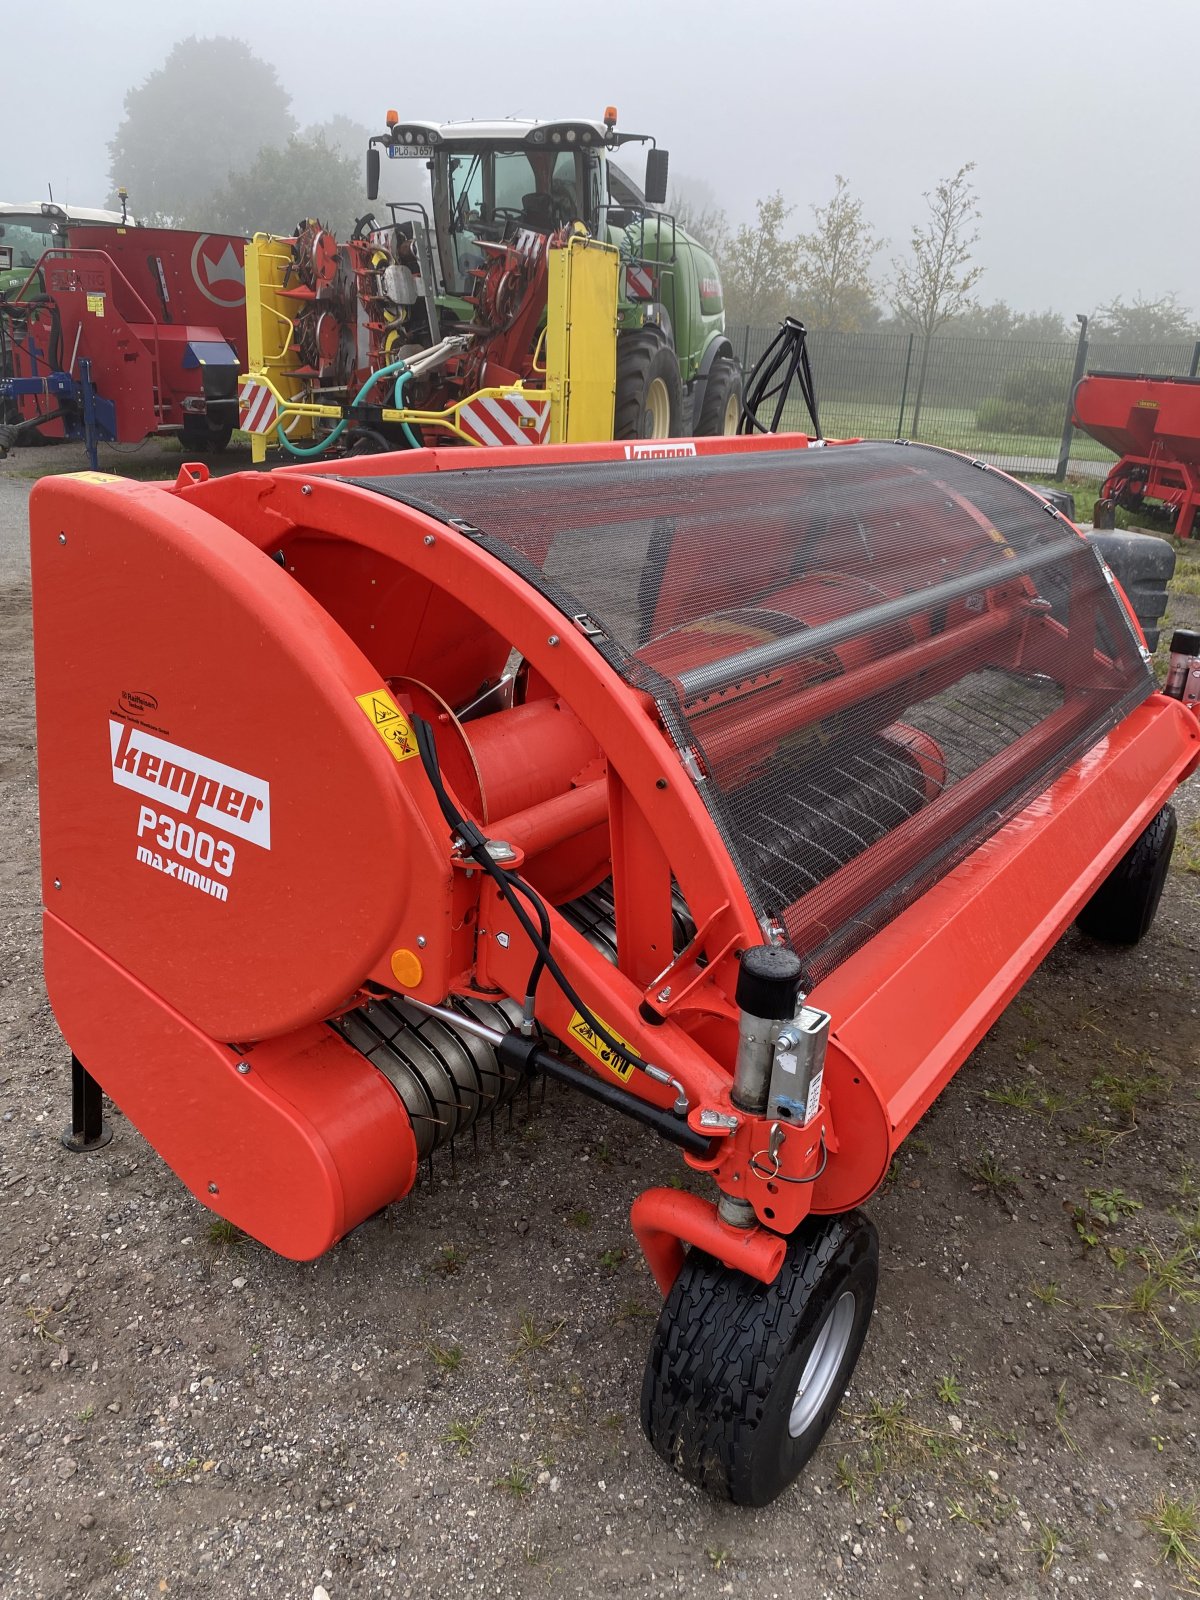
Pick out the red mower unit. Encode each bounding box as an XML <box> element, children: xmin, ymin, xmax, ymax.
<box><xmin>1074</xmin><ymin>370</ymin><xmax>1200</xmax><ymax>537</ymax></box>
<box><xmin>31</xmin><ymin>435</ymin><xmax>1198</xmax><ymax>1504</ymax></box>
<box><xmin>1</xmin><ymin>223</ymin><xmax>246</xmax><ymax>468</ymax></box>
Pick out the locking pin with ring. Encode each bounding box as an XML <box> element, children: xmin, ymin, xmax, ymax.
<box><xmin>749</xmin><ymin>1120</ymin><xmax>829</xmax><ymax>1185</ymax></box>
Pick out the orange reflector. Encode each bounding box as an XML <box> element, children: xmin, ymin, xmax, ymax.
<box><xmin>604</xmin><ymin>105</ymin><xmax>618</xmax><ymax>127</ymax></box>
<box><xmin>390</xmin><ymin>948</ymin><xmax>424</xmax><ymax>987</ymax></box>
<box><xmin>386</xmin><ymin>108</ymin><xmax>399</xmax><ymax>127</ymax></box>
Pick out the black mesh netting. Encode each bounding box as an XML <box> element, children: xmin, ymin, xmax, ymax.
<box><xmin>348</xmin><ymin>443</ymin><xmax>1152</xmax><ymax>982</ymax></box>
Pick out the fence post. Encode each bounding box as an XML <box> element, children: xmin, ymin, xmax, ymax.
<box><xmin>896</xmin><ymin>333</ymin><xmax>914</xmax><ymax>437</ymax></box>
<box><xmin>1190</xmin><ymin>340</ymin><xmax>1200</xmax><ymax>379</ymax></box>
<box><xmin>1055</xmin><ymin>315</ymin><xmax>1090</xmax><ymax>482</ymax></box>
<box><xmin>742</xmin><ymin>325</ymin><xmax>751</xmax><ymax>371</ymax></box>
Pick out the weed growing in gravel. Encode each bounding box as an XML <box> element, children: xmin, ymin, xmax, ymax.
<box><xmin>947</xmin><ymin>1498</ymin><xmax>985</xmax><ymax>1529</ymax></box>
<box><xmin>1033</xmin><ymin>1518</ymin><xmax>1064</xmax><ymax>1573</ymax></box>
<box><xmin>77</xmin><ymin>1405</ymin><xmax>95</xmax><ymax>1423</ymax></box>
<box><xmin>427</xmin><ymin>1341</ymin><xmax>464</xmax><ymax>1372</ymax></box>
<box><xmin>566</xmin><ymin>1208</ymin><xmax>592</xmax><ymax>1229</ymax></box>
<box><xmin>1175</xmin><ymin>817</ymin><xmax>1200</xmax><ymax>875</ymax></box>
<box><xmin>966</xmin><ymin>1151</ymin><xmax>1018</xmax><ymax>1195</ymax></box>
<box><xmin>935</xmin><ymin>1374</ymin><xmax>963</xmax><ymax>1406</ymax></box>
<box><xmin>445</xmin><ymin>1417</ymin><xmax>478</xmax><ymax>1456</ymax></box>
<box><xmin>1030</xmin><ymin>1281</ymin><xmax>1071</xmax><ymax>1307</ymax></box>
<box><xmin>1053</xmin><ymin>1382</ymin><xmax>1081</xmax><ymax>1456</ymax></box>
<box><xmin>206</xmin><ymin>1218</ymin><xmax>244</xmax><ymax>1250</ymax></box>
<box><xmin>834</xmin><ymin>1456</ymin><xmax>859</xmax><ymax>1503</ymax></box>
<box><xmin>514</xmin><ymin>1312</ymin><xmax>564</xmax><ymax>1358</ymax></box>
<box><xmin>1141</xmin><ymin>1493</ymin><xmax>1200</xmax><ymax>1573</ymax></box>
<box><xmin>985</xmin><ymin>1081</ymin><xmax>1038</xmax><ymax>1111</ymax></box>
<box><xmin>23</xmin><ymin>1305</ymin><xmax>61</xmax><ymax>1344</ymax></box>
<box><xmin>1073</xmin><ymin>1186</ymin><xmax>1142</xmax><ymax>1248</ymax></box>
<box><xmin>1088</xmin><ymin>1065</ymin><xmax>1168</xmax><ymax>1125</ymax></box>
<box><xmin>436</xmin><ymin>1244</ymin><xmax>467</xmax><ymax>1276</ymax></box>
<box><xmin>494</xmin><ymin>1464</ymin><xmax>534</xmax><ymax>1496</ymax></box>
<box><xmin>610</xmin><ymin>1299</ymin><xmax>655</xmax><ymax>1326</ymax></box>
<box><xmin>705</xmin><ymin>1548</ymin><xmax>731</xmax><ymax>1571</ymax></box>
<box><xmin>598</xmin><ymin>1246</ymin><xmax>628</xmax><ymax>1271</ymax></box>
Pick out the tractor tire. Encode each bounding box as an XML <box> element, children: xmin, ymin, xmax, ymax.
<box><xmin>1076</xmin><ymin>804</ymin><xmax>1177</xmax><ymax>946</ymax></box>
<box><xmin>614</xmin><ymin>331</ymin><xmax>682</xmax><ymax>440</ymax></box>
<box><xmin>640</xmin><ymin>1210</ymin><xmax>878</xmax><ymax>1506</ymax></box>
<box><xmin>694</xmin><ymin>356</ymin><xmax>743</xmax><ymax>437</ymax></box>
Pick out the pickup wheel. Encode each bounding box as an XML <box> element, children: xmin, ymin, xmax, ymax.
<box><xmin>640</xmin><ymin>1210</ymin><xmax>878</xmax><ymax>1506</ymax></box>
<box><xmin>1076</xmin><ymin>804</ymin><xmax>1177</xmax><ymax>945</ymax></box>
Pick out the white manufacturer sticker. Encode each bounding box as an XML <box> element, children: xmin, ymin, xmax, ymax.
<box><xmin>109</xmin><ymin>720</ymin><xmax>270</xmax><ymax>849</ymax></box>
<box><xmin>804</xmin><ymin>1067</ymin><xmax>824</xmax><ymax>1125</ymax></box>
<box><xmin>622</xmin><ymin>441</ymin><xmax>698</xmax><ymax>461</ymax></box>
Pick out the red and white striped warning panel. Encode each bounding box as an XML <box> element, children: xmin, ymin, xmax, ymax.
<box><xmin>458</xmin><ymin>395</ymin><xmax>550</xmax><ymax>447</ymax></box>
<box><xmin>625</xmin><ymin>264</ymin><xmax>655</xmax><ymax>300</ymax></box>
<box><xmin>238</xmin><ymin>380</ymin><xmax>278</xmax><ymax>435</ymax></box>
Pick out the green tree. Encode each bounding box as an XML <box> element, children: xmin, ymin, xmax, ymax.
<box><xmin>718</xmin><ymin>192</ymin><xmax>798</xmax><ymax>327</ymax></box>
<box><xmin>1094</xmin><ymin>292</ymin><xmax>1199</xmax><ymax>341</ymax></box>
<box><xmin>948</xmin><ymin>301</ymin><xmax>1069</xmax><ymax>341</ymax></box>
<box><xmin>794</xmin><ymin>176</ymin><xmax>883</xmax><ymax>332</ymax></box>
<box><xmin>190</xmin><ymin>134</ymin><xmax>365</xmax><ymax>238</ymax></box>
<box><xmin>303</xmin><ymin>115</ymin><xmax>374</xmax><ymax>164</ymax></box>
<box><xmin>889</xmin><ymin>163</ymin><xmax>984</xmax><ymax>432</ymax></box>
<box><xmin>108</xmin><ymin>37</ymin><xmax>295</xmax><ymax>224</ymax></box>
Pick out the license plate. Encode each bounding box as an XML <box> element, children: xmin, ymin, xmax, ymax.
<box><xmin>387</xmin><ymin>146</ymin><xmax>431</xmax><ymax>159</ymax></box>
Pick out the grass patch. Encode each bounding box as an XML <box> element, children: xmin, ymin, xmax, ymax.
<box><xmin>1141</xmin><ymin>1494</ymin><xmax>1200</xmax><ymax>1573</ymax></box>
<box><xmin>206</xmin><ymin>1218</ymin><xmax>245</xmax><ymax>1250</ymax></box>
<box><xmin>445</xmin><ymin>1417</ymin><xmax>478</xmax><ymax>1456</ymax></box>
<box><xmin>426</xmin><ymin>1341</ymin><xmax>464</xmax><ymax>1373</ymax></box>
<box><xmin>494</xmin><ymin>1463</ymin><xmax>534</xmax><ymax>1496</ymax></box>
<box><xmin>513</xmin><ymin>1312</ymin><xmax>564</xmax><ymax>1359</ymax></box>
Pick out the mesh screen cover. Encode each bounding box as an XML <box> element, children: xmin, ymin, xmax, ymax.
<box><xmin>348</xmin><ymin>443</ymin><xmax>1151</xmax><ymax>981</ymax></box>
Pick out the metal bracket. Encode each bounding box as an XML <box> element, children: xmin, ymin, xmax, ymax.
<box><xmin>766</xmin><ymin>1004</ymin><xmax>830</xmax><ymax>1127</ymax></box>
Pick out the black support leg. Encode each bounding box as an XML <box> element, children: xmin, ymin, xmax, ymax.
<box><xmin>60</xmin><ymin>1054</ymin><xmax>112</xmax><ymax>1153</ymax></box>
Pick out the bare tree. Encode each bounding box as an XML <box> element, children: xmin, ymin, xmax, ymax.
<box><xmin>889</xmin><ymin>163</ymin><xmax>983</xmax><ymax>432</ymax></box>
<box><xmin>795</xmin><ymin>176</ymin><xmax>883</xmax><ymax>332</ymax></box>
<box><xmin>667</xmin><ymin>175</ymin><xmax>729</xmax><ymax>256</ymax></box>
<box><xmin>718</xmin><ymin>192</ymin><xmax>798</xmax><ymax>328</ymax></box>
<box><xmin>1093</xmin><ymin>291</ymin><xmax>1199</xmax><ymax>341</ymax></box>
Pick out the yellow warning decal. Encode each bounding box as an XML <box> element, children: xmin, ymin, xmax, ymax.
<box><xmin>355</xmin><ymin>688</ymin><xmax>419</xmax><ymax>763</ymax></box>
<box><xmin>567</xmin><ymin>1011</ymin><xmax>639</xmax><ymax>1083</ymax></box>
<box><xmin>68</xmin><ymin>471</ymin><xmax>122</xmax><ymax>483</ymax></box>
<box><xmin>86</xmin><ymin>292</ymin><xmax>105</xmax><ymax>317</ymax></box>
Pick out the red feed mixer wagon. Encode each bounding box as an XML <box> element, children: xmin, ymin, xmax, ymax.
<box><xmin>1074</xmin><ymin>370</ymin><xmax>1200</xmax><ymax>537</ymax></box>
<box><xmin>31</xmin><ymin>435</ymin><xmax>1199</xmax><ymax>1504</ymax></box>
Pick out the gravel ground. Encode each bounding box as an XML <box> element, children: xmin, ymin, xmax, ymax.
<box><xmin>0</xmin><ymin>456</ymin><xmax>1197</xmax><ymax>1600</ymax></box>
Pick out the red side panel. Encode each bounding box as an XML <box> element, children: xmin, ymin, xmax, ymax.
<box><xmin>30</xmin><ymin>473</ymin><xmax>451</xmax><ymax>1042</ymax></box>
<box><xmin>44</xmin><ymin>916</ymin><xmax>416</xmax><ymax>1260</ymax></box>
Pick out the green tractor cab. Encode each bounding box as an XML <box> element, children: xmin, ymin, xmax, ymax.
<box><xmin>366</xmin><ymin>111</ymin><xmax>740</xmax><ymax>439</ymax></box>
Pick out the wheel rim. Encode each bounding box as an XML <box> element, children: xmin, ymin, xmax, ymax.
<box><xmin>644</xmin><ymin>376</ymin><xmax>671</xmax><ymax>439</ymax></box>
<box><xmin>721</xmin><ymin>389</ymin><xmax>740</xmax><ymax>436</ymax></box>
<box><xmin>788</xmin><ymin>1289</ymin><xmax>856</xmax><ymax>1438</ymax></box>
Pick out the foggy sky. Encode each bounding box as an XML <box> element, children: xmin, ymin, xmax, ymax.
<box><xmin>4</xmin><ymin>0</ymin><xmax>1198</xmax><ymax>319</ymax></box>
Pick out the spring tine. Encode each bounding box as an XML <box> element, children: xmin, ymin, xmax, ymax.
<box><xmin>472</xmin><ymin>1122</ymin><xmax>479</xmax><ymax>1157</ymax></box>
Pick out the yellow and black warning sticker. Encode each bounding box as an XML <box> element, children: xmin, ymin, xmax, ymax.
<box><xmin>355</xmin><ymin>687</ymin><xmax>419</xmax><ymax>763</ymax></box>
<box><xmin>567</xmin><ymin>1011</ymin><xmax>639</xmax><ymax>1083</ymax></box>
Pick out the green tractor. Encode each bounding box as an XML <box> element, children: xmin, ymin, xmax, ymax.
<box><xmin>366</xmin><ymin>109</ymin><xmax>741</xmax><ymax>439</ymax></box>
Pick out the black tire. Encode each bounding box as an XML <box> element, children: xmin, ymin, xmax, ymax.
<box><xmin>1076</xmin><ymin>804</ymin><xmax>1177</xmax><ymax>945</ymax></box>
<box><xmin>180</xmin><ymin>415</ymin><xmax>233</xmax><ymax>456</ymax></box>
<box><xmin>614</xmin><ymin>330</ymin><xmax>682</xmax><ymax>440</ymax></box>
<box><xmin>694</xmin><ymin>355</ymin><xmax>743</xmax><ymax>437</ymax></box>
<box><xmin>640</xmin><ymin>1210</ymin><xmax>878</xmax><ymax>1506</ymax></box>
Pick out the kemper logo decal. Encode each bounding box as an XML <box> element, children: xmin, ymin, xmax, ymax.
<box><xmin>622</xmin><ymin>441</ymin><xmax>698</xmax><ymax>461</ymax></box>
<box><xmin>109</xmin><ymin>721</ymin><xmax>271</xmax><ymax>849</ymax></box>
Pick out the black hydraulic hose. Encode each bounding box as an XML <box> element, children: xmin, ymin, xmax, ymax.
<box><xmin>494</xmin><ymin>1031</ymin><xmax>713</xmax><ymax>1158</ymax></box>
<box><xmin>411</xmin><ymin>714</ymin><xmax>687</xmax><ymax>1095</ymax></box>
<box><xmin>739</xmin><ymin>315</ymin><xmax>821</xmax><ymax>438</ymax></box>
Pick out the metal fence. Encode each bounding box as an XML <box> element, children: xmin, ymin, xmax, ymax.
<box><xmin>727</xmin><ymin>324</ymin><xmax>1200</xmax><ymax>480</ymax></box>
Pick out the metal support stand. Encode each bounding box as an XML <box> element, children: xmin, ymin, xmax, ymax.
<box><xmin>60</xmin><ymin>1054</ymin><xmax>112</xmax><ymax>1153</ymax></box>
